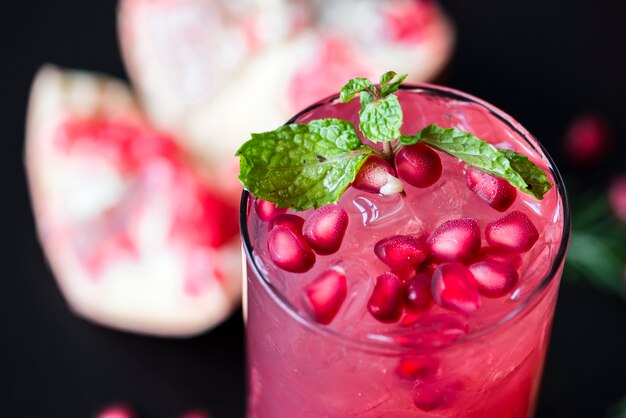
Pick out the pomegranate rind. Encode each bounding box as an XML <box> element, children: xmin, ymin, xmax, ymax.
<box><xmin>25</xmin><ymin>66</ymin><xmax>242</xmax><ymax>337</ymax></box>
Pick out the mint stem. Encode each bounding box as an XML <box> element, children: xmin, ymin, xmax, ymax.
<box><xmin>382</xmin><ymin>141</ymin><xmax>393</xmax><ymax>163</ymax></box>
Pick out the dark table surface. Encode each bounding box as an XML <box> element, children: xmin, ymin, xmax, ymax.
<box><xmin>5</xmin><ymin>0</ymin><xmax>626</xmax><ymax>417</ymax></box>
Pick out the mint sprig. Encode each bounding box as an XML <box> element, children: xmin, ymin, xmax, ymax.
<box><xmin>236</xmin><ymin>119</ymin><xmax>372</xmax><ymax>210</ymax></box>
<box><xmin>340</xmin><ymin>72</ymin><xmax>408</xmax><ymax>144</ymax></box>
<box><xmin>401</xmin><ymin>125</ymin><xmax>553</xmax><ymax>199</ymax></box>
<box><xmin>237</xmin><ymin>72</ymin><xmax>553</xmax><ymax>211</ymax></box>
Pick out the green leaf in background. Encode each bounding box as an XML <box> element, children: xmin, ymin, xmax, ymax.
<box><xmin>565</xmin><ymin>190</ymin><xmax>626</xmax><ymax>301</ymax></box>
<box><xmin>401</xmin><ymin>124</ymin><xmax>552</xmax><ymax>199</ymax></box>
<box><xmin>608</xmin><ymin>394</ymin><xmax>626</xmax><ymax>418</ymax></box>
<box><xmin>236</xmin><ymin>118</ymin><xmax>373</xmax><ymax>210</ymax></box>
<box><xmin>359</xmin><ymin>94</ymin><xmax>403</xmax><ymax>143</ymax></box>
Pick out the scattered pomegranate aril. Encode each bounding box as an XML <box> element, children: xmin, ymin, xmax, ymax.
<box><xmin>476</xmin><ymin>246</ymin><xmax>523</xmax><ymax>270</ymax></box>
<box><xmin>304</xmin><ymin>266</ymin><xmax>347</xmax><ymax>325</ymax></box>
<box><xmin>374</xmin><ymin>234</ymin><xmax>428</xmax><ymax>270</ymax></box>
<box><xmin>96</xmin><ymin>404</ymin><xmax>136</xmax><ymax>418</ymax></box>
<box><xmin>431</xmin><ymin>263</ymin><xmax>480</xmax><ymax>314</ymax></box>
<box><xmin>267</xmin><ymin>225</ymin><xmax>315</xmax><ymax>273</ymax></box>
<box><xmin>367</xmin><ymin>272</ymin><xmax>404</xmax><ymax>323</ymax></box>
<box><xmin>564</xmin><ymin>114</ymin><xmax>612</xmax><ymax>167</ymax></box>
<box><xmin>405</xmin><ymin>272</ymin><xmax>433</xmax><ymax>312</ymax></box>
<box><xmin>485</xmin><ymin>210</ymin><xmax>539</xmax><ymax>253</ymax></box>
<box><xmin>396</xmin><ymin>355</ymin><xmax>440</xmax><ymax>380</ymax></box>
<box><xmin>466</xmin><ymin>166</ymin><xmax>517</xmax><ymax>212</ymax></box>
<box><xmin>268</xmin><ymin>214</ymin><xmax>305</xmax><ymax>233</ymax></box>
<box><xmin>468</xmin><ymin>261</ymin><xmax>519</xmax><ymax>298</ymax></box>
<box><xmin>255</xmin><ymin>198</ymin><xmax>287</xmax><ymax>222</ymax></box>
<box><xmin>303</xmin><ymin>204</ymin><xmax>349</xmax><ymax>255</ymax></box>
<box><xmin>395</xmin><ymin>143</ymin><xmax>442</xmax><ymax>188</ymax></box>
<box><xmin>412</xmin><ymin>377</ymin><xmax>463</xmax><ymax>411</ymax></box>
<box><xmin>352</xmin><ymin>155</ymin><xmax>404</xmax><ymax>195</ymax></box>
<box><xmin>426</xmin><ymin>218</ymin><xmax>481</xmax><ymax>262</ymax></box>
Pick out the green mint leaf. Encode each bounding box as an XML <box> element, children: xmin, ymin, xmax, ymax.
<box><xmin>379</xmin><ymin>71</ymin><xmax>398</xmax><ymax>85</ymax></box>
<box><xmin>499</xmin><ymin>150</ymin><xmax>553</xmax><ymax>200</ymax></box>
<box><xmin>339</xmin><ymin>77</ymin><xmax>374</xmax><ymax>103</ymax></box>
<box><xmin>380</xmin><ymin>73</ymin><xmax>407</xmax><ymax>97</ymax></box>
<box><xmin>236</xmin><ymin>118</ymin><xmax>373</xmax><ymax>210</ymax></box>
<box><xmin>401</xmin><ymin>124</ymin><xmax>553</xmax><ymax>199</ymax></box>
<box><xmin>360</xmin><ymin>91</ymin><xmax>374</xmax><ymax>107</ymax></box>
<box><xmin>359</xmin><ymin>94</ymin><xmax>403</xmax><ymax>143</ymax></box>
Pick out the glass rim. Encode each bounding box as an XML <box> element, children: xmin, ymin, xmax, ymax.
<box><xmin>240</xmin><ymin>83</ymin><xmax>571</xmax><ymax>353</ymax></box>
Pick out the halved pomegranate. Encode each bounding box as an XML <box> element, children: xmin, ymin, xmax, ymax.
<box><xmin>118</xmin><ymin>0</ymin><xmax>454</xmax><ymax>176</ymax></box>
<box><xmin>25</xmin><ymin>66</ymin><xmax>241</xmax><ymax>337</ymax></box>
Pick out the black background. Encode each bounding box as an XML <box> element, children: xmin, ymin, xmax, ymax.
<box><xmin>5</xmin><ymin>0</ymin><xmax>626</xmax><ymax>417</ymax></box>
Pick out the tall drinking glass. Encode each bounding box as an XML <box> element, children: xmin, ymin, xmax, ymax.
<box><xmin>241</xmin><ymin>85</ymin><xmax>570</xmax><ymax>417</ymax></box>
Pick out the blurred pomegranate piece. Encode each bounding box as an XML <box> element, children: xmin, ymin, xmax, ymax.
<box><xmin>96</xmin><ymin>404</ymin><xmax>136</xmax><ymax>418</ymax></box>
<box><xmin>25</xmin><ymin>66</ymin><xmax>241</xmax><ymax>337</ymax></box>
<box><xmin>118</xmin><ymin>0</ymin><xmax>454</xmax><ymax>173</ymax></box>
<box><xmin>564</xmin><ymin>114</ymin><xmax>613</xmax><ymax>166</ymax></box>
<box><xmin>179</xmin><ymin>410</ymin><xmax>212</xmax><ymax>418</ymax></box>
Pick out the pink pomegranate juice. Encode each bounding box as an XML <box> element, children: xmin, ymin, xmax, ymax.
<box><xmin>241</xmin><ymin>86</ymin><xmax>569</xmax><ymax>417</ymax></box>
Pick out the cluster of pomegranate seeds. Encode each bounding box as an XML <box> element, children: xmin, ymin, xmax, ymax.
<box><xmin>264</xmin><ymin>201</ymin><xmax>349</xmax><ymax>274</ymax></box>
<box><xmin>365</xmin><ymin>210</ymin><xmax>539</xmax><ymax>321</ymax></box>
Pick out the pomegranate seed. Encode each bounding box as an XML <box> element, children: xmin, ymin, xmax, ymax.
<box><xmin>396</xmin><ymin>355</ymin><xmax>440</xmax><ymax>380</ymax></box>
<box><xmin>405</xmin><ymin>272</ymin><xmax>433</xmax><ymax>312</ymax></box>
<box><xmin>267</xmin><ymin>225</ymin><xmax>315</xmax><ymax>273</ymax></box>
<box><xmin>395</xmin><ymin>143</ymin><xmax>442</xmax><ymax>188</ymax></box>
<box><xmin>485</xmin><ymin>210</ymin><xmax>539</xmax><ymax>253</ymax></box>
<box><xmin>426</xmin><ymin>218</ymin><xmax>481</xmax><ymax>262</ymax></box>
<box><xmin>97</xmin><ymin>404</ymin><xmax>136</xmax><ymax>418</ymax></box>
<box><xmin>255</xmin><ymin>198</ymin><xmax>287</xmax><ymax>222</ymax></box>
<box><xmin>412</xmin><ymin>377</ymin><xmax>463</xmax><ymax>411</ymax></box>
<box><xmin>564</xmin><ymin>114</ymin><xmax>612</xmax><ymax>166</ymax></box>
<box><xmin>396</xmin><ymin>314</ymin><xmax>468</xmax><ymax>348</ymax></box>
<box><xmin>431</xmin><ymin>263</ymin><xmax>480</xmax><ymax>314</ymax></box>
<box><xmin>367</xmin><ymin>272</ymin><xmax>404</xmax><ymax>323</ymax></box>
<box><xmin>466</xmin><ymin>166</ymin><xmax>517</xmax><ymax>212</ymax></box>
<box><xmin>476</xmin><ymin>246</ymin><xmax>523</xmax><ymax>269</ymax></box>
<box><xmin>304</xmin><ymin>266</ymin><xmax>347</xmax><ymax>325</ymax></box>
<box><xmin>394</xmin><ymin>265</ymin><xmax>418</xmax><ymax>283</ymax></box>
<box><xmin>400</xmin><ymin>312</ymin><xmax>424</xmax><ymax>326</ymax></box>
<box><xmin>268</xmin><ymin>214</ymin><xmax>304</xmax><ymax>233</ymax></box>
<box><xmin>418</xmin><ymin>258</ymin><xmax>440</xmax><ymax>276</ymax></box>
<box><xmin>374</xmin><ymin>235</ymin><xmax>428</xmax><ymax>270</ymax></box>
<box><xmin>609</xmin><ymin>175</ymin><xmax>626</xmax><ymax>222</ymax></box>
<box><xmin>352</xmin><ymin>155</ymin><xmax>404</xmax><ymax>195</ymax></box>
<box><xmin>302</xmin><ymin>204</ymin><xmax>349</xmax><ymax>255</ymax></box>
<box><xmin>468</xmin><ymin>261</ymin><xmax>519</xmax><ymax>298</ymax></box>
